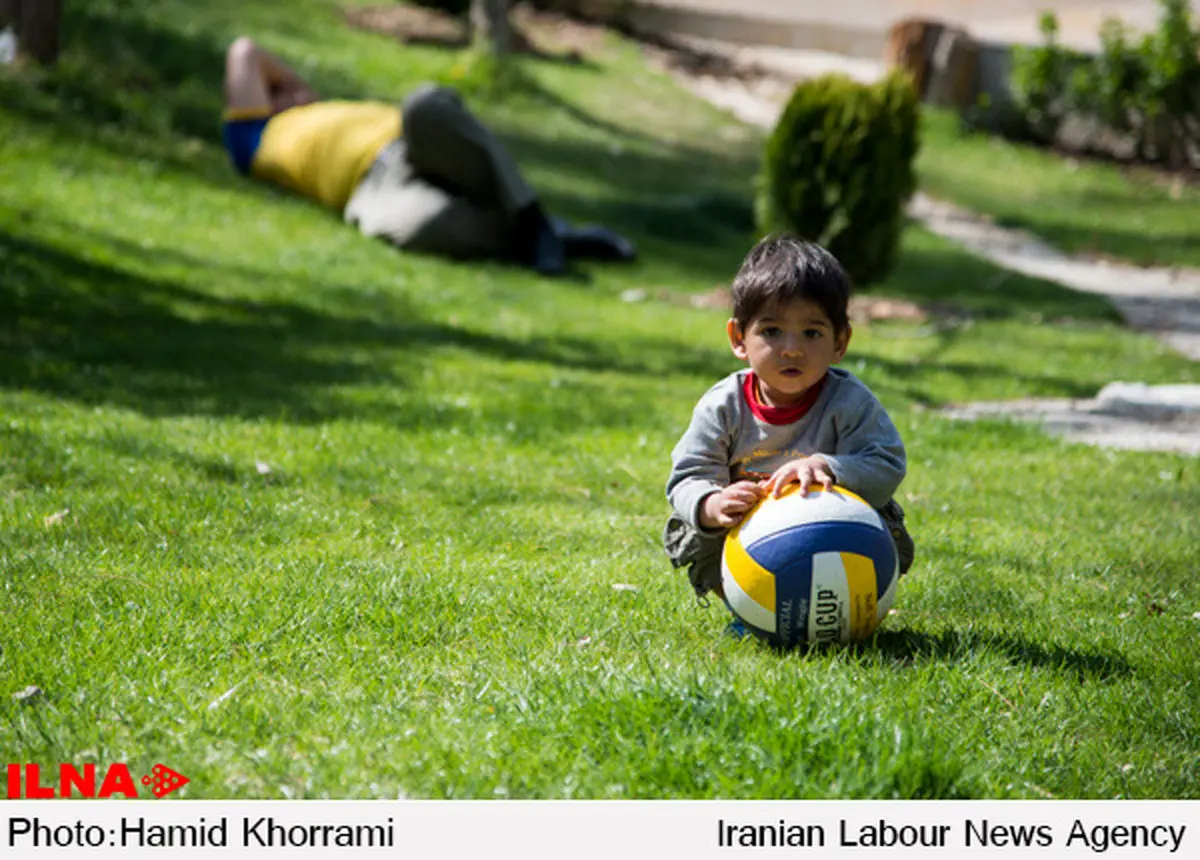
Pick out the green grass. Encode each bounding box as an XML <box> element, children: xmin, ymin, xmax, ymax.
<box><xmin>2</xmin><ymin>0</ymin><xmax>1198</xmax><ymax>799</ymax></box>
<box><xmin>918</xmin><ymin>108</ymin><xmax>1200</xmax><ymax>268</ymax></box>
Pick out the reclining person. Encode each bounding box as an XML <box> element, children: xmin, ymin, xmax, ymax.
<box><xmin>221</xmin><ymin>37</ymin><xmax>632</xmax><ymax>274</ymax></box>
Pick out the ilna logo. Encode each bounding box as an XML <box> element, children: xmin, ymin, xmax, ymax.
<box><xmin>6</xmin><ymin>764</ymin><xmax>190</xmax><ymax>798</ymax></box>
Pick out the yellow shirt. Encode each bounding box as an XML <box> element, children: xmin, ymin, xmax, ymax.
<box><xmin>250</xmin><ymin>101</ymin><xmax>402</xmax><ymax>212</ymax></box>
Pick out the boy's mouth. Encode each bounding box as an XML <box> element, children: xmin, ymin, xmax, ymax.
<box><xmin>779</xmin><ymin>368</ymin><xmax>803</xmax><ymax>378</ymax></box>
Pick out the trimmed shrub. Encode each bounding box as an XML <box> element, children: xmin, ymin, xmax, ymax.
<box><xmin>755</xmin><ymin>71</ymin><xmax>921</xmax><ymax>286</ymax></box>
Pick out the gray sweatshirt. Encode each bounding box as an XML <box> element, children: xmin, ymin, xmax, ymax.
<box><xmin>666</xmin><ymin>367</ymin><xmax>906</xmax><ymax>531</ymax></box>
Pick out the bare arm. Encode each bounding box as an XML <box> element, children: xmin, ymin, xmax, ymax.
<box><xmin>223</xmin><ymin>36</ymin><xmax>318</xmax><ymax>115</ymax></box>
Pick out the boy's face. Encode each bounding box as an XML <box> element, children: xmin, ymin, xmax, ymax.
<box><xmin>727</xmin><ymin>299</ymin><xmax>850</xmax><ymax>407</ymax></box>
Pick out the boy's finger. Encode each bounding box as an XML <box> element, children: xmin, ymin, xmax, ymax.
<box><xmin>728</xmin><ymin>494</ymin><xmax>753</xmax><ymax>510</ymax></box>
<box><xmin>775</xmin><ymin>470</ymin><xmax>800</xmax><ymax>497</ymax></box>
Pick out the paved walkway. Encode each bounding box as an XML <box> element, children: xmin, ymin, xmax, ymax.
<box><xmin>910</xmin><ymin>194</ymin><xmax>1200</xmax><ymax>362</ymax></box>
<box><xmin>941</xmin><ymin>384</ymin><xmax>1200</xmax><ymax>455</ymax></box>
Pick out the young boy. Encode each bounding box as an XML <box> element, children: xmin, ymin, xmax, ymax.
<box><xmin>664</xmin><ymin>235</ymin><xmax>915</xmax><ymax>601</ymax></box>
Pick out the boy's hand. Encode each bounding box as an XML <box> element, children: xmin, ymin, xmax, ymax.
<box><xmin>763</xmin><ymin>456</ymin><xmax>836</xmax><ymax>498</ymax></box>
<box><xmin>699</xmin><ymin>481</ymin><xmax>765</xmax><ymax>530</ymax></box>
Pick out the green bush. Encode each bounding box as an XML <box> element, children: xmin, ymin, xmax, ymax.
<box><xmin>1070</xmin><ymin>19</ymin><xmax>1145</xmax><ymax>140</ymax></box>
<box><xmin>1012</xmin><ymin>0</ymin><xmax>1200</xmax><ymax>167</ymax></box>
<box><xmin>1106</xmin><ymin>0</ymin><xmax>1200</xmax><ymax>167</ymax></box>
<box><xmin>1010</xmin><ymin>12</ymin><xmax>1082</xmax><ymax>142</ymax></box>
<box><xmin>755</xmin><ymin>71</ymin><xmax>920</xmax><ymax>286</ymax></box>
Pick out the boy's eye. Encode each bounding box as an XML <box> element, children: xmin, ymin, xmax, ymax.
<box><xmin>761</xmin><ymin>326</ymin><xmax>783</xmax><ymax>338</ymax></box>
<box><xmin>803</xmin><ymin>328</ymin><xmax>824</xmax><ymax>339</ymax></box>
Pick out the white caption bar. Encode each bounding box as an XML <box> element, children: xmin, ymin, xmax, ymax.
<box><xmin>1</xmin><ymin>800</ymin><xmax>1196</xmax><ymax>859</ymax></box>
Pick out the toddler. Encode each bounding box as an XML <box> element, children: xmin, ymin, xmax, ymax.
<box><xmin>664</xmin><ymin>235</ymin><xmax>914</xmax><ymax>601</ymax></box>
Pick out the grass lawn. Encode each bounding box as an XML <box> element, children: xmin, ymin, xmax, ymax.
<box><xmin>918</xmin><ymin>108</ymin><xmax>1200</xmax><ymax>269</ymax></box>
<box><xmin>2</xmin><ymin>0</ymin><xmax>1198</xmax><ymax>799</ymax></box>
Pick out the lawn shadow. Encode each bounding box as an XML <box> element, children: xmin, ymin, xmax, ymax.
<box><xmin>862</xmin><ymin>627</ymin><xmax>1132</xmax><ymax>681</ymax></box>
<box><xmin>0</xmin><ymin>229</ymin><xmax>406</xmax><ymax>423</ymax></box>
<box><xmin>0</xmin><ymin>228</ymin><xmax>734</xmax><ymax>425</ymax></box>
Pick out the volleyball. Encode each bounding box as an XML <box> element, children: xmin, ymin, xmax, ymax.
<box><xmin>721</xmin><ymin>485</ymin><xmax>899</xmax><ymax>647</ymax></box>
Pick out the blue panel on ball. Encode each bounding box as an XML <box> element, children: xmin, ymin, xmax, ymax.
<box><xmin>747</xmin><ymin>522</ymin><xmax>897</xmax><ymax>597</ymax></box>
<box><xmin>772</xmin><ymin>547</ymin><xmax>811</xmax><ymax>649</ymax></box>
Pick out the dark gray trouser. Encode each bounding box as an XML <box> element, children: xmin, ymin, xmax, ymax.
<box><xmin>343</xmin><ymin>84</ymin><xmax>538</xmax><ymax>259</ymax></box>
<box><xmin>662</xmin><ymin>498</ymin><xmax>916</xmax><ymax>598</ymax></box>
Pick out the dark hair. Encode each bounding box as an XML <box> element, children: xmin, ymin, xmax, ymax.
<box><xmin>731</xmin><ymin>235</ymin><xmax>851</xmax><ymax>333</ymax></box>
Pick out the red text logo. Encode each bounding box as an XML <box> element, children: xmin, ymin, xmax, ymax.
<box><xmin>5</xmin><ymin>763</ymin><xmax>190</xmax><ymax>798</ymax></box>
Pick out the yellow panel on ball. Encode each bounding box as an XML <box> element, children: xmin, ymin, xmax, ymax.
<box><xmin>722</xmin><ymin>526</ymin><xmax>777</xmax><ymax>634</ymax></box>
<box><xmin>841</xmin><ymin>551</ymin><xmax>881</xmax><ymax>640</ymax></box>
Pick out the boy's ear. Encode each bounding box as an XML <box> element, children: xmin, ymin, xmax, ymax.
<box><xmin>831</xmin><ymin>324</ymin><xmax>852</xmax><ymax>364</ymax></box>
<box><xmin>726</xmin><ymin>318</ymin><xmax>748</xmax><ymax>360</ymax></box>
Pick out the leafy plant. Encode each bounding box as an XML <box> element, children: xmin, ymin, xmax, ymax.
<box><xmin>1015</xmin><ymin>0</ymin><xmax>1200</xmax><ymax>167</ymax></box>
<box><xmin>1010</xmin><ymin>13</ymin><xmax>1079</xmax><ymax>142</ymax></box>
<box><xmin>1136</xmin><ymin>0</ymin><xmax>1200</xmax><ymax>166</ymax></box>
<box><xmin>1069</xmin><ymin>18</ymin><xmax>1142</xmax><ymax>141</ymax></box>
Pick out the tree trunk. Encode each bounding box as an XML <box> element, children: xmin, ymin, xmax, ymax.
<box><xmin>470</xmin><ymin>0</ymin><xmax>511</xmax><ymax>57</ymax></box>
<box><xmin>2</xmin><ymin>0</ymin><xmax>62</xmax><ymax>65</ymax></box>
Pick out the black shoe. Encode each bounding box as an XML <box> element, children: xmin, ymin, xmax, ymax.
<box><xmin>516</xmin><ymin>205</ymin><xmax>567</xmax><ymax>276</ymax></box>
<box><xmin>530</xmin><ymin>220</ymin><xmax>567</xmax><ymax>276</ymax></box>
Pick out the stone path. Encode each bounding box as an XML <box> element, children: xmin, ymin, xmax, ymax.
<box><xmin>941</xmin><ymin>384</ymin><xmax>1200</xmax><ymax>455</ymax></box>
<box><xmin>909</xmin><ymin>194</ymin><xmax>1200</xmax><ymax>362</ymax></box>
<box><xmin>653</xmin><ymin>41</ymin><xmax>1200</xmax><ymax>454</ymax></box>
